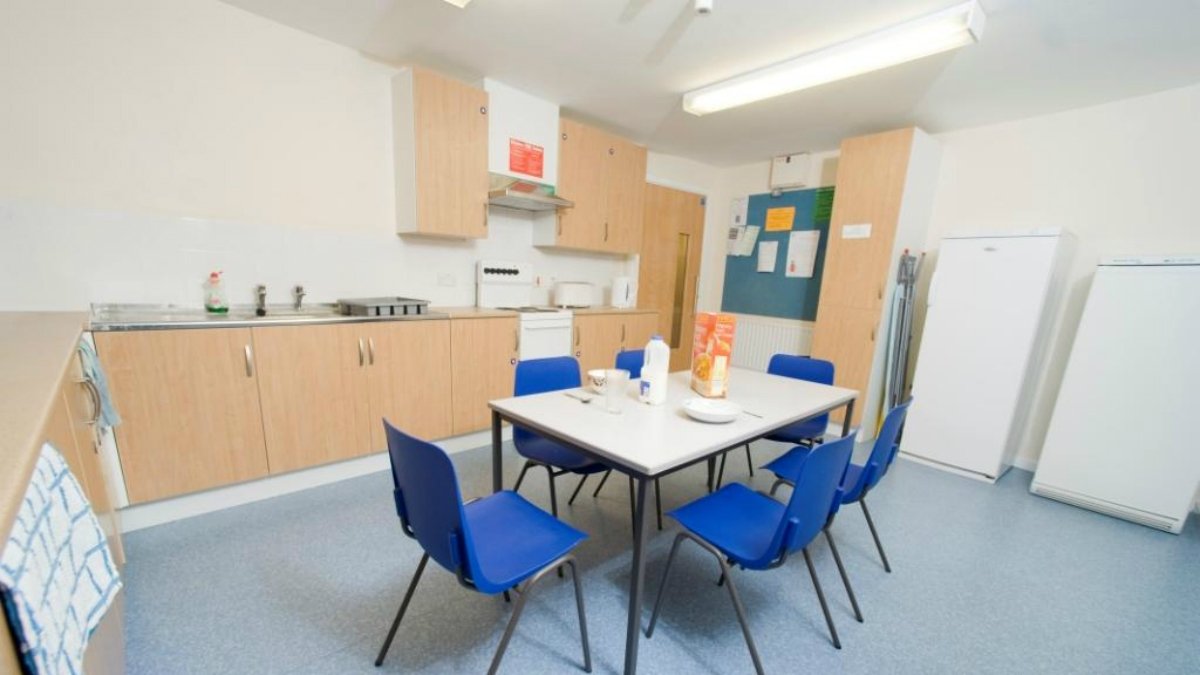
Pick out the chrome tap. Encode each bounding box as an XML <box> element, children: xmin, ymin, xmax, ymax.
<box><xmin>292</xmin><ymin>285</ymin><xmax>306</xmax><ymax>311</ymax></box>
<box><xmin>255</xmin><ymin>284</ymin><xmax>267</xmax><ymax>316</ymax></box>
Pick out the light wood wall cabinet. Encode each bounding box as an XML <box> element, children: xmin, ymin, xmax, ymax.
<box><xmin>572</xmin><ymin>312</ymin><xmax>660</xmax><ymax>374</ymax></box>
<box><xmin>810</xmin><ymin>127</ymin><xmax>941</xmax><ymax>433</ymax></box>
<box><xmin>537</xmin><ymin>118</ymin><xmax>646</xmax><ymax>254</ymax></box>
<box><xmin>95</xmin><ymin>329</ymin><xmax>270</xmax><ymax>504</ymax></box>
<box><xmin>362</xmin><ymin>320</ymin><xmax>453</xmax><ymax>450</ymax></box>
<box><xmin>450</xmin><ymin>316</ymin><xmax>519</xmax><ymax>435</ymax></box>
<box><xmin>393</xmin><ymin>67</ymin><xmax>490</xmax><ymax>238</ymax></box>
<box><xmin>251</xmin><ymin>325</ymin><xmax>371</xmax><ymax>474</ymax></box>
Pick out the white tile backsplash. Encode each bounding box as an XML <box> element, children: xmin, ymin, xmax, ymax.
<box><xmin>0</xmin><ymin>199</ymin><xmax>637</xmax><ymax>311</ymax></box>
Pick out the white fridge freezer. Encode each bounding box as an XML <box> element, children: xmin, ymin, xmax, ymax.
<box><xmin>900</xmin><ymin>229</ymin><xmax>1073</xmax><ymax>482</ymax></box>
<box><xmin>1031</xmin><ymin>257</ymin><xmax>1200</xmax><ymax>533</ymax></box>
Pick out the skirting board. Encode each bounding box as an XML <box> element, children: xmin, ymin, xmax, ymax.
<box><xmin>898</xmin><ymin>452</ymin><xmax>1005</xmax><ymax>484</ymax></box>
<box><xmin>118</xmin><ymin>426</ymin><xmax>512</xmax><ymax>533</ymax></box>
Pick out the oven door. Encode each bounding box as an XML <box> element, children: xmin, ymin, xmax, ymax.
<box><xmin>519</xmin><ymin>317</ymin><xmax>573</xmax><ymax>360</ymax></box>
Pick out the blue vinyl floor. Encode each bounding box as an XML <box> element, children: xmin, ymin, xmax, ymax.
<box><xmin>122</xmin><ymin>440</ymin><xmax>1200</xmax><ymax>674</ymax></box>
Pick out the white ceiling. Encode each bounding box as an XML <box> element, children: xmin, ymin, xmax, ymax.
<box><xmin>219</xmin><ymin>0</ymin><xmax>1200</xmax><ymax>166</ymax></box>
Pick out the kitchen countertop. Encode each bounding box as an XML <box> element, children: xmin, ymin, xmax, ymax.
<box><xmin>571</xmin><ymin>307</ymin><xmax>658</xmax><ymax>315</ymax></box>
<box><xmin>431</xmin><ymin>306</ymin><xmax>518</xmax><ymax>319</ymax></box>
<box><xmin>89</xmin><ymin>303</ymin><xmax>450</xmax><ymax>331</ymax></box>
<box><xmin>0</xmin><ymin>312</ymin><xmax>88</xmax><ymax>544</ymax></box>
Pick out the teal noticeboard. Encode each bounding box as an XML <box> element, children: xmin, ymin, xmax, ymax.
<box><xmin>719</xmin><ymin>187</ymin><xmax>833</xmax><ymax>320</ymax></box>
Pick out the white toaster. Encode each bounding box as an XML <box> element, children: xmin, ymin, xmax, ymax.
<box><xmin>553</xmin><ymin>282</ymin><xmax>595</xmax><ymax>308</ymax></box>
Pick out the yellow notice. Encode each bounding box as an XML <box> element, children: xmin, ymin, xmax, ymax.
<box><xmin>764</xmin><ymin>206</ymin><xmax>795</xmax><ymax>232</ymax></box>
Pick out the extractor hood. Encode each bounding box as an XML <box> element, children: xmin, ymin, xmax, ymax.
<box><xmin>488</xmin><ymin>174</ymin><xmax>573</xmax><ymax>212</ymax></box>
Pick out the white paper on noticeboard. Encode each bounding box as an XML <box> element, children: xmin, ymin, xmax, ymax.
<box><xmin>757</xmin><ymin>241</ymin><xmax>778</xmax><ymax>272</ymax></box>
<box><xmin>785</xmin><ymin>230</ymin><xmax>820</xmax><ymax>278</ymax></box>
<box><xmin>726</xmin><ymin>197</ymin><xmax>749</xmax><ymax>255</ymax></box>
<box><xmin>736</xmin><ymin>225</ymin><xmax>760</xmax><ymax>256</ymax></box>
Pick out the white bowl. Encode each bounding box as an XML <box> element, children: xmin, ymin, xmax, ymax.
<box><xmin>586</xmin><ymin>369</ymin><xmax>608</xmax><ymax>393</ymax></box>
<box><xmin>682</xmin><ymin>398</ymin><xmax>742</xmax><ymax>424</ymax></box>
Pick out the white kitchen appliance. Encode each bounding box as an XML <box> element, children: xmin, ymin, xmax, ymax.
<box><xmin>900</xmin><ymin>229</ymin><xmax>1073</xmax><ymax>482</ymax></box>
<box><xmin>1031</xmin><ymin>256</ymin><xmax>1200</xmax><ymax>533</ymax></box>
<box><xmin>611</xmin><ymin>276</ymin><xmax>635</xmax><ymax>309</ymax></box>
<box><xmin>476</xmin><ymin>260</ymin><xmax>573</xmax><ymax>361</ymax></box>
<box><xmin>552</xmin><ymin>282</ymin><xmax>595</xmax><ymax>308</ymax></box>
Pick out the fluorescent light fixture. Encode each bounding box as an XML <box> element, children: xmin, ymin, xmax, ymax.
<box><xmin>442</xmin><ymin>0</ymin><xmax>472</xmax><ymax>7</ymax></box>
<box><xmin>683</xmin><ymin>0</ymin><xmax>986</xmax><ymax>115</ymax></box>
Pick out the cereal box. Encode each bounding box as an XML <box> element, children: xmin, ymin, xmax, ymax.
<box><xmin>690</xmin><ymin>312</ymin><xmax>736</xmax><ymax>397</ymax></box>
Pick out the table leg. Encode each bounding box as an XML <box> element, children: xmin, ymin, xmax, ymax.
<box><xmin>624</xmin><ymin>476</ymin><xmax>651</xmax><ymax>674</ymax></box>
<box><xmin>491</xmin><ymin>410</ymin><xmax>503</xmax><ymax>494</ymax></box>
<box><xmin>841</xmin><ymin>398</ymin><xmax>856</xmax><ymax>439</ymax></box>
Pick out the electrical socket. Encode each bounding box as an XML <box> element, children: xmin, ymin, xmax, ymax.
<box><xmin>437</xmin><ymin>273</ymin><xmax>456</xmax><ymax>287</ymax></box>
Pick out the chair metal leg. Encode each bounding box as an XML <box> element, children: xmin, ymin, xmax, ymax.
<box><xmin>566</xmin><ymin>558</ymin><xmax>593</xmax><ymax>673</ymax></box>
<box><xmin>568</xmin><ymin>474</ymin><xmax>589</xmax><ymax>505</ymax></box>
<box><xmin>647</xmin><ymin>532</ymin><xmax>764</xmax><ymax>675</ymax></box>
<box><xmin>860</xmin><ymin>498</ymin><xmax>891</xmax><ymax>573</ymax></box>
<box><xmin>513</xmin><ymin>461</ymin><xmax>533</xmax><ymax>493</ymax></box>
<box><xmin>802</xmin><ymin>547</ymin><xmax>841</xmax><ymax>650</ymax></box>
<box><xmin>744</xmin><ymin>443</ymin><xmax>754</xmax><ymax>476</ymax></box>
<box><xmin>628</xmin><ymin>476</ymin><xmax>636</xmax><ymax>533</ymax></box>
<box><xmin>824</xmin><ymin>527</ymin><xmax>863</xmax><ymax>623</ymax></box>
<box><xmin>654</xmin><ymin>479</ymin><xmax>663</xmax><ymax>531</ymax></box>
<box><xmin>546</xmin><ymin>466</ymin><xmax>559</xmax><ymax>518</ymax></box>
<box><xmin>591</xmin><ymin>469</ymin><xmax>611</xmax><ymax>497</ymax></box>
<box><xmin>488</xmin><ymin>553</ymin><xmax>587</xmax><ymax>675</ymax></box>
<box><xmin>645</xmin><ymin>533</ymin><xmax>686</xmax><ymax>638</ymax></box>
<box><xmin>374</xmin><ymin>553</ymin><xmax>430</xmax><ymax>667</ymax></box>
<box><xmin>769</xmin><ymin>478</ymin><xmax>789</xmax><ymax>497</ymax></box>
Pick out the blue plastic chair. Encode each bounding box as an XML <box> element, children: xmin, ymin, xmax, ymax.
<box><xmin>714</xmin><ymin>354</ymin><xmax>836</xmax><ymax>489</ymax></box>
<box><xmin>646</xmin><ymin>434</ymin><xmax>858</xmax><ymax>672</ymax></box>
<box><xmin>614</xmin><ymin>348</ymin><xmax>644</xmax><ymax>378</ymax></box>
<box><xmin>375</xmin><ymin>421</ymin><xmax>591</xmax><ymax>674</ymax></box>
<box><xmin>765</xmin><ymin>400</ymin><xmax>912</xmax><ymax>573</ymax></box>
<box><xmin>512</xmin><ymin>357</ymin><xmax>611</xmax><ymax>518</ymax></box>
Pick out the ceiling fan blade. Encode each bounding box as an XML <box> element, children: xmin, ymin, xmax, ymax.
<box><xmin>645</xmin><ymin>0</ymin><xmax>695</xmax><ymax>65</ymax></box>
<box><xmin>620</xmin><ymin>0</ymin><xmax>655</xmax><ymax>23</ymax></box>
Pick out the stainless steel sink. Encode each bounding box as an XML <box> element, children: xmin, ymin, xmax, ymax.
<box><xmin>89</xmin><ymin>303</ymin><xmax>445</xmax><ymax>331</ymax></box>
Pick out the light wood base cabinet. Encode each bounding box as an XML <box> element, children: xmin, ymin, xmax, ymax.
<box><xmin>363</xmin><ymin>320</ymin><xmax>453</xmax><ymax>449</ymax></box>
<box><xmin>95</xmin><ymin>329</ymin><xmax>270</xmax><ymax>504</ymax></box>
<box><xmin>450</xmin><ymin>316</ymin><xmax>518</xmax><ymax>435</ymax></box>
<box><xmin>251</xmin><ymin>324</ymin><xmax>371</xmax><ymax>474</ymax></box>
<box><xmin>573</xmin><ymin>312</ymin><xmax>660</xmax><ymax>375</ymax></box>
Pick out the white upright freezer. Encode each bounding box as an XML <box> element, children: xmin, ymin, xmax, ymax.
<box><xmin>1031</xmin><ymin>256</ymin><xmax>1200</xmax><ymax>533</ymax></box>
<box><xmin>900</xmin><ymin>229</ymin><xmax>1072</xmax><ymax>482</ymax></box>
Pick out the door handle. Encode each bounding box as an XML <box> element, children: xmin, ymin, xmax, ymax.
<box><xmin>368</xmin><ymin>337</ymin><xmax>376</xmax><ymax>366</ymax></box>
<box><xmin>244</xmin><ymin>344</ymin><xmax>255</xmax><ymax>378</ymax></box>
<box><xmin>358</xmin><ymin>338</ymin><xmax>365</xmax><ymax>367</ymax></box>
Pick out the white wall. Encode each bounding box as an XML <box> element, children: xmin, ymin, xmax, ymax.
<box><xmin>918</xmin><ymin>82</ymin><xmax>1200</xmax><ymax>469</ymax></box>
<box><xmin>0</xmin><ymin>0</ymin><xmax>628</xmax><ymax>310</ymax></box>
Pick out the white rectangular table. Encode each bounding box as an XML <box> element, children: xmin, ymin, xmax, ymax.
<box><xmin>488</xmin><ymin>368</ymin><xmax>857</xmax><ymax>674</ymax></box>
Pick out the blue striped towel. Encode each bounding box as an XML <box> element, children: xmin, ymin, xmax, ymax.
<box><xmin>0</xmin><ymin>443</ymin><xmax>121</xmax><ymax>675</ymax></box>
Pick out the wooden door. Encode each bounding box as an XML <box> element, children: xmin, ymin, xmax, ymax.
<box><xmin>413</xmin><ymin>68</ymin><xmax>489</xmax><ymax>238</ymax></box>
<box><xmin>623</xmin><ymin>313</ymin><xmax>660</xmax><ymax>353</ymax></box>
<box><xmin>810</xmin><ymin>306</ymin><xmax>878</xmax><ymax>427</ymax></box>
<box><xmin>252</xmin><ymin>324</ymin><xmax>370</xmax><ymax>473</ymax></box>
<box><xmin>574</xmin><ymin>314</ymin><xmax>624</xmax><ymax>374</ymax></box>
<box><xmin>604</xmin><ymin>136</ymin><xmax>647</xmax><ymax>253</ymax></box>
<box><xmin>450</xmin><ymin>317</ymin><xmax>519</xmax><ymax>435</ymax></box>
<box><xmin>639</xmin><ymin>183</ymin><xmax>706</xmax><ymax>370</ymax></box>
<box><xmin>364</xmin><ymin>320</ymin><xmax>453</xmax><ymax>450</ymax></box>
<box><xmin>556</xmin><ymin>118</ymin><xmax>607</xmax><ymax>250</ymax></box>
<box><xmin>95</xmin><ymin>329</ymin><xmax>270</xmax><ymax>503</ymax></box>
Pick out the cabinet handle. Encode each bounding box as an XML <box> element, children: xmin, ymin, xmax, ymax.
<box><xmin>878</xmin><ymin>284</ymin><xmax>884</xmax><ymax>300</ymax></box>
<box><xmin>609</xmin><ymin>147</ymin><xmax>615</xmax><ymax>156</ymax></box>
<box><xmin>358</xmin><ymin>338</ymin><xmax>365</xmax><ymax>367</ymax></box>
<box><xmin>80</xmin><ymin>378</ymin><xmax>102</xmax><ymax>426</ymax></box>
<box><xmin>514</xmin><ymin>328</ymin><xmax>520</xmax><ymax>354</ymax></box>
<box><xmin>574</xmin><ymin>325</ymin><xmax>580</xmax><ymax>346</ymax></box>
<box><xmin>621</xmin><ymin>323</ymin><xmax>626</xmax><ymax>343</ymax></box>
<box><xmin>482</xmin><ymin>203</ymin><xmax>488</xmax><ymax>228</ymax></box>
<box><xmin>870</xmin><ymin>327</ymin><xmax>876</xmax><ymax>342</ymax></box>
<box><xmin>480</xmin><ymin>105</ymin><xmax>487</xmax><ymax>115</ymax></box>
<box><xmin>557</xmin><ymin>213</ymin><xmax>563</xmax><ymax>236</ymax></box>
<box><xmin>244</xmin><ymin>344</ymin><xmax>255</xmax><ymax>378</ymax></box>
<box><xmin>604</xmin><ymin>221</ymin><xmax>609</xmax><ymax>242</ymax></box>
<box><xmin>368</xmin><ymin>337</ymin><xmax>376</xmax><ymax>366</ymax></box>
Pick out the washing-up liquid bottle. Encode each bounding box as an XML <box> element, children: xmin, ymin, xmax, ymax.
<box><xmin>203</xmin><ymin>270</ymin><xmax>229</xmax><ymax>313</ymax></box>
<box><xmin>639</xmin><ymin>335</ymin><xmax>670</xmax><ymax>405</ymax></box>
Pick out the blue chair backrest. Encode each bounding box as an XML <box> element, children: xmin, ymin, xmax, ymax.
<box><xmin>768</xmin><ymin>354</ymin><xmax>835</xmax><ymax>429</ymax></box>
<box><xmin>384</xmin><ymin>421</ymin><xmax>473</xmax><ymax>577</ymax></box>
<box><xmin>615</xmin><ymin>349</ymin><xmax>644</xmax><ymax>379</ymax></box>
<box><xmin>862</xmin><ymin>400</ymin><xmax>912</xmax><ymax>492</ymax></box>
<box><xmin>513</xmin><ymin>356</ymin><xmax>582</xmax><ymax>448</ymax></box>
<box><xmin>752</xmin><ymin>433</ymin><xmax>855</xmax><ymax>567</ymax></box>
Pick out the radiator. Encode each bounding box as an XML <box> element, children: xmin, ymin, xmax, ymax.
<box><xmin>728</xmin><ymin>313</ymin><xmax>814</xmax><ymax>372</ymax></box>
